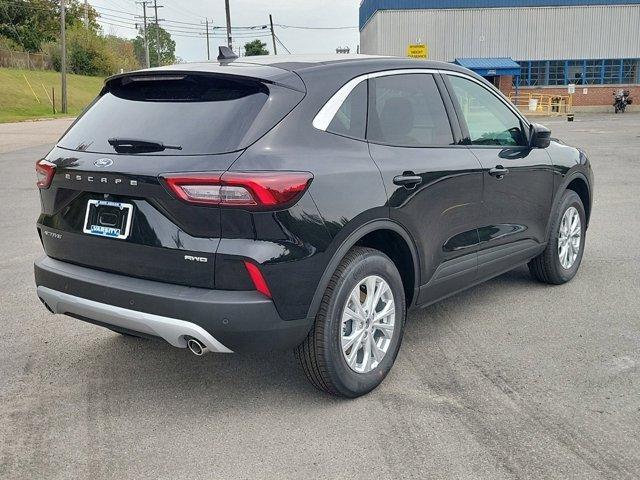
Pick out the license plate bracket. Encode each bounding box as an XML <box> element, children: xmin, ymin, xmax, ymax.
<box><xmin>83</xmin><ymin>199</ymin><xmax>133</xmax><ymax>239</ymax></box>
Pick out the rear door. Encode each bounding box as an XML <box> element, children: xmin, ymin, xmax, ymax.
<box><xmin>365</xmin><ymin>72</ymin><xmax>484</xmax><ymax>305</ymax></box>
<box><xmin>443</xmin><ymin>73</ymin><xmax>554</xmax><ymax>278</ymax></box>
<box><xmin>38</xmin><ymin>72</ymin><xmax>303</xmax><ymax>288</ymax></box>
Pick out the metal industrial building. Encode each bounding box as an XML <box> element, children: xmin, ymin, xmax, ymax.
<box><xmin>359</xmin><ymin>0</ymin><xmax>640</xmax><ymax>108</ymax></box>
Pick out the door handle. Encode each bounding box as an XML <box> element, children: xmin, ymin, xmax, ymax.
<box><xmin>393</xmin><ymin>173</ymin><xmax>422</xmax><ymax>187</ymax></box>
<box><xmin>489</xmin><ymin>166</ymin><xmax>509</xmax><ymax>179</ymax></box>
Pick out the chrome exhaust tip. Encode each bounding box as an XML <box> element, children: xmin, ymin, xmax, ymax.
<box><xmin>186</xmin><ymin>337</ymin><xmax>208</xmax><ymax>356</ymax></box>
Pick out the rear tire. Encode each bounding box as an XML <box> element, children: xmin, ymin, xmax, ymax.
<box><xmin>529</xmin><ymin>190</ymin><xmax>586</xmax><ymax>285</ymax></box>
<box><xmin>295</xmin><ymin>247</ymin><xmax>406</xmax><ymax>397</ymax></box>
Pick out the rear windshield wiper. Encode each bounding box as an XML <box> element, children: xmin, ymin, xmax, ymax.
<box><xmin>107</xmin><ymin>137</ymin><xmax>182</xmax><ymax>153</ymax></box>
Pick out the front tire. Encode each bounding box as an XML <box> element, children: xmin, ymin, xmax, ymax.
<box><xmin>295</xmin><ymin>247</ymin><xmax>406</xmax><ymax>397</ymax></box>
<box><xmin>529</xmin><ymin>190</ymin><xmax>586</xmax><ymax>284</ymax></box>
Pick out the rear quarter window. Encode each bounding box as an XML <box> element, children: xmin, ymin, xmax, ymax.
<box><xmin>326</xmin><ymin>81</ymin><xmax>367</xmax><ymax>140</ymax></box>
<box><xmin>59</xmin><ymin>74</ymin><xmax>286</xmax><ymax>155</ymax></box>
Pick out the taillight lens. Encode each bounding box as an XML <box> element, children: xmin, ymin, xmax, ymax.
<box><xmin>162</xmin><ymin>171</ymin><xmax>313</xmax><ymax>208</ymax></box>
<box><xmin>35</xmin><ymin>159</ymin><xmax>56</xmax><ymax>189</ymax></box>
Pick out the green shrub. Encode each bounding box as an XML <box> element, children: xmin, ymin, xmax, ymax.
<box><xmin>38</xmin><ymin>27</ymin><xmax>141</xmax><ymax>76</ymax></box>
<box><xmin>0</xmin><ymin>35</ymin><xmax>26</xmax><ymax>52</ymax></box>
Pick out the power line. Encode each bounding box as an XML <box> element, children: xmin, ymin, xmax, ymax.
<box><xmin>96</xmin><ymin>3</ymin><xmax>357</xmax><ymax>31</ymax></box>
<box><xmin>99</xmin><ymin>19</ymin><xmax>137</xmax><ymax>31</ymax></box>
<box><xmin>87</xmin><ymin>2</ymin><xmax>137</xmax><ymax>16</ymax></box>
<box><xmin>275</xmin><ymin>24</ymin><xmax>357</xmax><ymax>30</ymax></box>
<box><xmin>2</xmin><ymin>1</ymin><xmax>357</xmax><ymax>31</ymax></box>
<box><xmin>97</xmin><ymin>14</ymin><xmax>272</xmax><ymax>39</ymax></box>
<box><xmin>99</xmin><ymin>19</ymin><xmax>272</xmax><ymax>41</ymax></box>
<box><xmin>161</xmin><ymin>0</ymin><xmax>203</xmax><ymax>21</ymax></box>
<box><xmin>96</xmin><ymin>11</ymin><xmax>268</xmax><ymax>35</ymax></box>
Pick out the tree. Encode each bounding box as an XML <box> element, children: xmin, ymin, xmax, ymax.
<box><xmin>42</xmin><ymin>27</ymin><xmax>141</xmax><ymax>76</ymax></box>
<box><xmin>133</xmin><ymin>24</ymin><xmax>176</xmax><ymax>68</ymax></box>
<box><xmin>0</xmin><ymin>0</ymin><xmax>99</xmax><ymax>53</ymax></box>
<box><xmin>104</xmin><ymin>35</ymin><xmax>141</xmax><ymax>72</ymax></box>
<box><xmin>244</xmin><ymin>39</ymin><xmax>268</xmax><ymax>56</ymax></box>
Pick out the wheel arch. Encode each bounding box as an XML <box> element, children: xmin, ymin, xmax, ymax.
<box><xmin>546</xmin><ymin>171</ymin><xmax>592</xmax><ymax>242</ymax></box>
<box><xmin>565</xmin><ymin>175</ymin><xmax>591</xmax><ymax>227</ymax></box>
<box><xmin>305</xmin><ymin>220</ymin><xmax>420</xmax><ymax>323</ymax></box>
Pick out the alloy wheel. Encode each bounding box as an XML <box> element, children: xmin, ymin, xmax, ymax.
<box><xmin>558</xmin><ymin>206</ymin><xmax>581</xmax><ymax>269</ymax></box>
<box><xmin>340</xmin><ymin>275</ymin><xmax>395</xmax><ymax>373</ymax></box>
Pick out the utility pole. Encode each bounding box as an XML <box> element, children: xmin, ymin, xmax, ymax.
<box><xmin>60</xmin><ymin>0</ymin><xmax>67</xmax><ymax>113</ymax></box>
<box><xmin>269</xmin><ymin>14</ymin><xmax>277</xmax><ymax>55</ymax></box>
<box><xmin>83</xmin><ymin>0</ymin><xmax>88</xmax><ymax>28</ymax></box>
<box><xmin>203</xmin><ymin>18</ymin><xmax>210</xmax><ymax>60</ymax></box>
<box><xmin>153</xmin><ymin>0</ymin><xmax>163</xmax><ymax>66</ymax></box>
<box><xmin>143</xmin><ymin>2</ymin><xmax>150</xmax><ymax>68</ymax></box>
<box><xmin>224</xmin><ymin>0</ymin><xmax>232</xmax><ymax>49</ymax></box>
<box><xmin>136</xmin><ymin>1</ymin><xmax>150</xmax><ymax>68</ymax></box>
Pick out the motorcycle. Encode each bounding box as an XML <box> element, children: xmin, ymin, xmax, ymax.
<box><xmin>613</xmin><ymin>89</ymin><xmax>633</xmax><ymax>113</ymax></box>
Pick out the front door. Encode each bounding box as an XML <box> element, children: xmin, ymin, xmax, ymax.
<box><xmin>443</xmin><ymin>73</ymin><xmax>555</xmax><ymax>278</ymax></box>
<box><xmin>365</xmin><ymin>72</ymin><xmax>485</xmax><ymax>305</ymax></box>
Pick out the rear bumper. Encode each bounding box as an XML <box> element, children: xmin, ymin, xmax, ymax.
<box><xmin>34</xmin><ymin>256</ymin><xmax>312</xmax><ymax>353</ymax></box>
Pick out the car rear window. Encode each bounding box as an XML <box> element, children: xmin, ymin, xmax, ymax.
<box><xmin>58</xmin><ymin>74</ymin><xmax>271</xmax><ymax>155</ymax></box>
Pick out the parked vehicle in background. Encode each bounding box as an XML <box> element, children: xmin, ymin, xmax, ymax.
<box><xmin>34</xmin><ymin>51</ymin><xmax>594</xmax><ymax>397</ymax></box>
<box><xmin>613</xmin><ymin>89</ymin><xmax>633</xmax><ymax>113</ymax></box>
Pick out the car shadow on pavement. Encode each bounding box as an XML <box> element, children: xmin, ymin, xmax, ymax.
<box><xmin>73</xmin><ymin>265</ymin><xmax>541</xmax><ymax>407</ymax></box>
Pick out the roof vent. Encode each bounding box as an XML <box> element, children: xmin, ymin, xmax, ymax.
<box><xmin>218</xmin><ymin>46</ymin><xmax>238</xmax><ymax>61</ymax></box>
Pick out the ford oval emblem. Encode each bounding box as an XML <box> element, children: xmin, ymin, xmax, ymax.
<box><xmin>94</xmin><ymin>158</ymin><xmax>113</xmax><ymax>167</ymax></box>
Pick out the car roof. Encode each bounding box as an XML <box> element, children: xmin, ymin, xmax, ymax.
<box><xmin>234</xmin><ymin>54</ymin><xmax>470</xmax><ymax>73</ymax></box>
<box><xmin>106</xmin><ymin>54</ymin><xmax>473</xmax><ymax>93</ymax></box>
<box><xmin>132</xmin><ymin>54</ymin><xmax>468</xmax><ymax>75</ymax></box>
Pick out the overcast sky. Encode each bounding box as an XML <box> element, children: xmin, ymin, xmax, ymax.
<box><xmin>91</xmin><ymin>0</ymin><xmax>361</xmax><ymax>61</ymax></box>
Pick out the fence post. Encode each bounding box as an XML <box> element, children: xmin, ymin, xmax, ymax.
<box><xmin>52</xmin><ymin>88</ymin><xmax>56</xmax><ymax>115</ymax></box>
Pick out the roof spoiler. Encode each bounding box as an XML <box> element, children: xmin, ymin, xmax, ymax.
<box><xmin>217</xmin><ymin>46</ymin><xmax>238</xmax><ymax>61</ymax></box>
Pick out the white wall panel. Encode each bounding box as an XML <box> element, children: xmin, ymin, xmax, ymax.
<box><xmin>360</xmin><ymin>5</ymin><xmax>640</xmax><ymax>60</ymax></box>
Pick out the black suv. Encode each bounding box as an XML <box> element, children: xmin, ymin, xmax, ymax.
<box><xmin>35</xmin><ymin>52</ymin><xmax>593</xmax><ymax>397</ymax></box>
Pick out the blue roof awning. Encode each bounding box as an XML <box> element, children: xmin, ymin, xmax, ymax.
<box><xmin>454</xmin><ymin>57</ymin><xmax>522</xmax><ymax>76</ymax></box>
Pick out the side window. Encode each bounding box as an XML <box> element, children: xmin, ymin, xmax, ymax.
<box><xmin>448</xmin><ymin>75</ymin><xmax>527</xmax><ymax>147</ymax></box>
<box><xmin>327</xmin><ymin>81</ymin><xmax>367</xmax><ymax>139</ymax></box>
<box><xmin>367</xmin><ymin>73</ymin><xmax>454</xmax><ymax>147</ymax></box>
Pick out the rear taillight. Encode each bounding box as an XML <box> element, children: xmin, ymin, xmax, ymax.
<box><xmin>35</xmin><ymin>159</ymin><xmax>56</xmax><ymax>189</ymax></box>
<box><xmin>243</xmin><ymin>261</ymin><xmax>272</xmax><ymax>298</ymax></box>
<box><xmin>161</xmin><ymin>172</ymin><xmax>313</xmax><ymax>208</ymax></box>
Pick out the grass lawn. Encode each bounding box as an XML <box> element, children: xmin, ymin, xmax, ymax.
<box><xmin>0</xmin><ymin>68</ymin><xmax>104</xmax><ymax>123</ymax></box>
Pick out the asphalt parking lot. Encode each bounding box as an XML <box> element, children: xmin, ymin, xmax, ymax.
<box><xmin>1</xmin><ymin>113</ymin><xmax>639</xmax><ymax>480</ymax></box>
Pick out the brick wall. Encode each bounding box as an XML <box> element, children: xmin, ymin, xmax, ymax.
<box><xmin>498</xmin><ymin>75</ymin><xmax>514</xmax><ymax>93</ymax></box>
<box><xmin>495</xmin><ymin>75</ymin><xmax>640</xmax><ymax>107</ymax></box>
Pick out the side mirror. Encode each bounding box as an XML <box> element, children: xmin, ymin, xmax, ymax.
<box><xmin>530</xmin><ymin>123</ymin><xmax>551</xmax><ymax>148</ymax></box>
